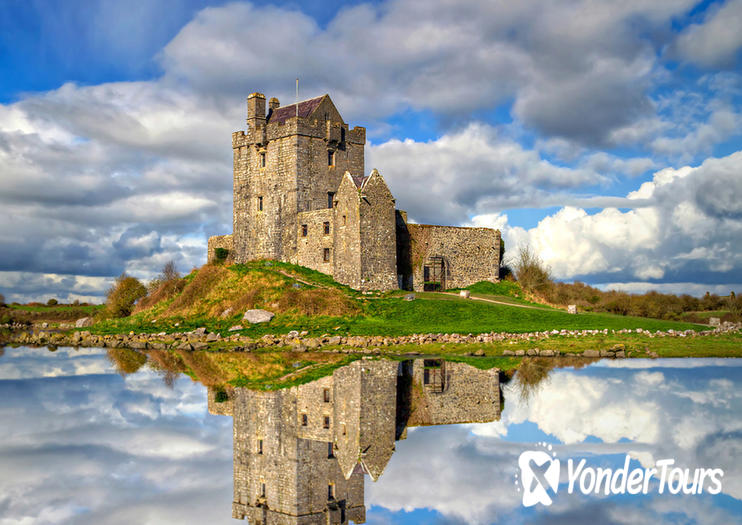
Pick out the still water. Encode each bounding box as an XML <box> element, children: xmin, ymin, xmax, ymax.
<box><xmin>0</xmin><ymin>346</ymin><xmax>740</xmax><ymax>524</ymax></box>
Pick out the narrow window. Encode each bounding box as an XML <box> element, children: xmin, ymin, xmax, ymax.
<box><xmin>260</xmin><ymin>152</ymin><xmax>266</xmax><ymax>168</ymax></box>
<box><xmin>328</xmin><ymin>150</ymin><xmax>335</xmax><ymax>166</ymax></box>
<box><xmin>324</xmin><ymin>112</ymin><xmax>329</xmax><ymax>121</ymax></box>
<box><xmin>323</xmin><ymin>416</ymin><xmax>330</xmax><ymax>429</ymax></box>
<box><xmin>301</xmin><ymin>413</ymin><xmax>308</xmax><ymax>426</ymax></box>
<box><xmin>328</xmin><ymin>483</ymin><xmax>335</xmax><ymax>499</ymax></box>
<box><xmin>323</xmin><ymin>388</ymin><xmax>330</xmax><ymax>403</ymax></box>
<box><xmin>341</xmin><ymin>127</ymin><xmax>346</xmax><ymax>143</ymax></box>
<box><xmin>328</xmin><ymin>442</ymin><xmax>334</xmax><ymax>458</ymax></box>
<box><xmin>323</xmin><ymin>222</ymin><xmax>330</xmax><ymax>235</ymax></box>
<box><xmin>258</xmin><ymin>196</ymin><xmax>263</xmax><ymax>211</ymax></box>
<box><xmin>323</xmin><ymin>248</ymin><xmax>330</xmax><ymax>262</ymax></box>
<box><xmin>342</xmin><ymin>215</ymin><xmax>346</xmax><ymax>226</ymax></box>
<box><xmin>261</xmin><ymin>483</ymin><xmax>266</xmax><ymax>498</ymax></box>
<box><xmin>327</xmin><ymin>192</ymin><xmax>335</xmax><ymax>208</ymax></box>
<box><xmin>257</xmin><ymin>439</ymin><xmax>263</xmax><ymax>455</ymax></box>
<box><xmin>342</xmin><ymin>423</ymin><xmax>346</xmax><ymax>436</ymax></box>
<box><xmin>301</xmin><ymin>224</ymin><xmax>308</xmax><ymax>237</ymax></box>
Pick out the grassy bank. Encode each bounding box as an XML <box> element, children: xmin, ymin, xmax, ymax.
<box><xmin>86</xmin><ymin>261</ymin><xmax>709</xmax><ymax>338</ymax></box>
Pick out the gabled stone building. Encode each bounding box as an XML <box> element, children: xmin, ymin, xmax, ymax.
<box><xmin>208</xmin><ymin>92</ymin><xmax>501</xmax><ymax>291</ymax></box>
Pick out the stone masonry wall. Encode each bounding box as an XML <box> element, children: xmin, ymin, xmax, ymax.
<box><xmin>408</xmin><ymin>361</ymin><xmax>500</xmax><ymax>426</ymax></box>
<box><xmin>358</xmin><ymin>173</ymin><xmax>398</xmax><ymax>291</ymax></box>
<box><xmin>231</xmin><ymin>94</ymin><xmax>365</xmax><ymax>268</ymax></box>
<box><xmin>296</xmin><ymin>209</ymin><xmax>335</xmax><ymax>276</ymax></box>
<box><xmin>406</xmin><ymin>224</ymin><xmax>501</xmax><ymax>291</ymax></box>
<box><xmin>331</xmin><ymin>174</ymin><xmax>362</xmax><ymax>289</ymax></box>
<box><xmin>207</xmin><ymin>234</ymin><xmax>233</xmax><ymax>264</ymax></box>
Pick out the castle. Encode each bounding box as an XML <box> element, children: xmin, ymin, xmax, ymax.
<box><xmin>208</xmin><ymin>92</ymin><xmax>501</xmax><ymax>291</ymax></box>
<box><xmin>208</xmin><ymin>359</ymin><xmax>501</xmax><ymax>524</ymax></box>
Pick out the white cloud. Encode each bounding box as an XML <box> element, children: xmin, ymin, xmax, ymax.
<box><xmin>674</xmin><ymin>0</ymin><xmax>742</xmax><ymax>68</ymax></box>
<box><xmin>469</xmin><ymin>151</ymin><xmax>742</xmax><ymax>287</ymax></box>
<box><xmin>1</xmin><ymin>0</ymin><xmax>740</xmax><ymax>301</ymax></box>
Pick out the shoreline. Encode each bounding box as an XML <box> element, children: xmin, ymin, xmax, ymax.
<box><xmin>2</xmin><ymin>324</ymin><xmax>740</xmax><ymax>359</ymax></box>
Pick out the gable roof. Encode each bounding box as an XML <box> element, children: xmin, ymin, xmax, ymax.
<box><xmin>267</xmin><ymin>95</ymin><xmax>325</xmax><ymax>124</ymax></box>
<box><xmin>351</xmin><ymin>174</ymin><xmax>370</xmax><ymax>188</ymax></box>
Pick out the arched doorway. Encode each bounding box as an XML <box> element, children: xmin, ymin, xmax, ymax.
<box><xmin>423</xmin><ymin>256</ymin><xmax>446</xmax><ymax>291</ymax></box>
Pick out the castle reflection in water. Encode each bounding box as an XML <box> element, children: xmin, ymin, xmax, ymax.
<box><xmin>207</xmin><ymin>359</ymin><xmax>501</xmax><ymax>524</ymax></box>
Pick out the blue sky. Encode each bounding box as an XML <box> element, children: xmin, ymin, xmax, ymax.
<box><xmin>1</xmin><ymin>0</ymin><xmax>741</xmax><ymax>302</ymax></box>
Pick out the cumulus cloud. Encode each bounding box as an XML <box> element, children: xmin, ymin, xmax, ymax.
<box><xmin>0</xmin><ymin>347</ymin><xmax>234</xmax><ymax>524</ymax></box>
<box><xmin>674</xmin><ymin>0</ymin><xmax>742</xmax><ymax>68</ymax></box>
<box><xmin>470</xmin><ymin>151</ymin><xmax>742</xmax><ymax>289</ymax></box>
<box><xmin>369</xmin><ymin>123</ymin><xmax>609</xmax><ymax>225</ymax></box>
<box><xmin>1</xmin><ymin>0</ymin><xmax>741</xmax><ymax>301</ymax></box>
<box><xmin>369</xmin><ymin>359</ymin><xmax>742</xmax><ymax>523</ymax></box>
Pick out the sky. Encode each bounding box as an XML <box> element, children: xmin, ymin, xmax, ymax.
<box><xmin>1</xmin><ymin>347</ymin><xmax>740</xmax><ymax>523</ymax></box>
<box><xmin>1</xmin><ymin>0</ymin><xmax>741</xmax><ymax>303</ymax></box>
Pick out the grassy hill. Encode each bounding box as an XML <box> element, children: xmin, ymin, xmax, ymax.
<box><xmin>93</xmin><ymin>261</ymin><xmax>707</xmax><ymax>337</ymax></box>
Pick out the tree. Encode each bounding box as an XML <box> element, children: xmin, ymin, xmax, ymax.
<box><xmin>513</xmin><ymin>244</ymin><xmax>552</xmax><ymax>295</ymax></box>
<box><xmin>0</xmin><ymin>292</ymin><xmax>5</xmax><ymax>306</ymax></box>
<box><xmin>148</xmin><ymin>260</ymin><xmax>181</xmax><ymax>292</ymax></box>
<box><xmin>106</xmin><ymin>273</ymin><xmax>147</xmax><ymax>318</ymax></box>
<box><xmin>160</xmin><ymin>260</ymin><xmax>180</xmax><ymax>282</ymax></box>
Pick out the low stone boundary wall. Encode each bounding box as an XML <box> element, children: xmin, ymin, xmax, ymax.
<box><xmin>1</xmin><ymin>324</ymin><xmax>739</xmax><ymax>355</ymax></box>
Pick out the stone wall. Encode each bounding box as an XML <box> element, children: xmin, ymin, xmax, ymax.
<box><xmin>296</xmin><ymin>209</ymin><xmax>335</xmax><ymax>276</ymax></box>
<box><xmin>207</xmin><ymin>234</ymin><xmax>233</xmax><ymax>264</ymax></box>
<box><xmin>404</xmin><ymin>224</ymin><xmax>501</xmax><ymax>291</ymax></box>
<box><xmin>331</xmin><ymin>174</ymin><xmax>363</xmax><ymax>289</ymax></box>
<box><xmin>358</xmin><ymin>172</ymin><xmax>398</xmax><ymax>291</ymax></box>
<box><xmin>231</xmin><ymin>93</ymin><xmax>365</xmax><ymax>269</ymax></box>
<box><xmin>333</xmin><ymin>360</ymin><xmax>399</xmax><ymax>481</ymax></box>
<box><xmin>407</xmin><ymin>360</ymin><xmax>500</xmax><ymax>426</ymax></box>
<box><xmin>213</xmin><ymin>90</ymin><xmax>503</xmax><ymax>295</ymax></box>
<box><xmin>213</xmin><ymin>358</ymin><xmax>503</xmax><ymax>524</ymax></box>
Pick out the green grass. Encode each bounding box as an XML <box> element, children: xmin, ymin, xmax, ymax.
<box><xmin>9</xmin><ymin>304</ymin><xmax>102</xmax><ymax>314</ymax></box>
<box><xmin>681</xmin><ymin>310</ymin><xmax>728</xmax><ymax>320</ymax></box>
<box><xmin>466</xmin><ymin>280</ymin><xmax>524</xmax><ymax>298</ymax></box>
<box><xmin>89</xmin><ymin>290</ymin><xmax>708</xmax><ymax>338</ymax></box>
<box><xmin>228</xmin><ymin>260</ymin><xmax>362</xmax><ymax>295</ymax></box>
<box><xmin>347</xmin><ymin>297</ymin><xmax>704</xmax><ymax>336</ymax></box>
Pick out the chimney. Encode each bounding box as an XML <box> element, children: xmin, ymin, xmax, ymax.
<box><xmin>246</xmin><ymin>92</ymin><xmax>266</xmax><ymax>130</ymax></box>
<box><xmin>268</xmin><ymin>97</ymin><xmax>280</xmax><ymax>112</ymax></box>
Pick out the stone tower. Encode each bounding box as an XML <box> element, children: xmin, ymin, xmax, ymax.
<box><xmin>231</xmin><ymin>93</ymin><xmax>366</xmax><ymax>263</ymax></box>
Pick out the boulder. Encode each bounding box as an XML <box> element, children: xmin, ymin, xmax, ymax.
<box><xmin>567</xmin><ymin>305</ymin><xmax>577</xmax><ymax>314</ymax></box>
<box><xmin>459</xmin><ymin>290</ymin><xmax>471</xmax><ymax>299</ymax></box>
<box><xmin>228</xmin><ymin>325</ymin><xmax>243</xmax><ymax>332</ymax></box>
<box><xmin>243</xmin><ymin>309</ymin><xmax>275</xmax><ymax>324</ymax></box>
<box><xmin>403</xmin><ymin>293</ymin><xmax>416</xmax><ymax>301</ymax></box>
<box><xmin>75</xmin><ymin>317</ymin><xmax>94</xmax><ymax>328</ymax></box>
<box><xmin>583</xmin><ymin>349</ymin><xmax>600</xmax><ymax>357</ymax></box>
<box><xmin>709</xmin><ymin>317</ymin><xmax>721</xmax><ymax>327</ymax></box>
<box><xmin>220</xmin><ymin>307</ymin><xmax>234</xmax><ymax>319</ymax></box>
<box><xmin>192</xmin><ymin>327</ymin><xmax>207</xmax><ymax>336</ymax></box>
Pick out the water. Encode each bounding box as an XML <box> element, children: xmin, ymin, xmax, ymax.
<box><xmin>0</xmin><ymin>346</ymin><xmax>740</xmax><ymax>524</ymax></box>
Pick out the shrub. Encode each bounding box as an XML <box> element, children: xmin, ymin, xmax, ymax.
<box><xmin>0</xmin><ymin>293</ymin><xmax>5</xmax><ymax>306</ymax></box>
<box><xmin>214</xmin><ymin>247</ymin><xmax>229</xmax><ymax>262</ymax></box>
<box><xmin>47</xmin><ymin>298</ymin><xmax>58</xmax><ymax>306</ymax></box>
<box><xmin>513</xmin><ymin>245</ymin><xmax>552</xmax><ymax>295</ymax></box>
<box><xmin>106</xmin><ymin>273</ymin><xmax>147</xmax><ymax>318</ymax></box>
